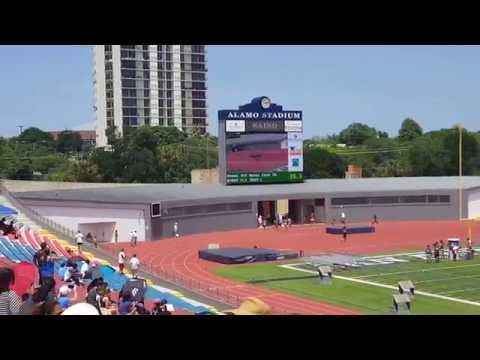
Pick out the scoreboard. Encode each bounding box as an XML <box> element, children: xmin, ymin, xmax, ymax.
<box><xmin>218</xmin><ymin>97</ymin><xmax>304</xmax><ymax>185</ymax></box>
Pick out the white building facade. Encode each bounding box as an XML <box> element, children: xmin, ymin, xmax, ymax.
<box><xmin>94</xmin><ymin>45</ymin><xmax>208</xmax><ymax>148</ymax></box>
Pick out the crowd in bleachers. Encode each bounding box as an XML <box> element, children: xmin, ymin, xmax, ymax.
<box><xmin>0</xmin><ymin>217</ymin><xmax>20</xmax><ymax>238</ymax></box>
<box><xmin>0</xmin><ymin>227</ymin><xmax>175</xmax><ymax>315</ymax></box>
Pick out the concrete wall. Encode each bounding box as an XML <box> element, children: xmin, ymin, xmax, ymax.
<box><xmin>30</xmin><ymin>205</ymin><xmax>146</xmax><ymax>243</ymax></box>
<box><xmin>324</xmin><ymin>190</ymin><xmax>459</xmax><ymax>223</ymax></box>
<box><xmin>151</xmin><ymin>210</ymin><xmax>255</xmax><ymax>239</ymax></box>
<box><xmin>468</xmin><ymin>189</ymin><xmax>480</xmax><ymax>218</ymax></box>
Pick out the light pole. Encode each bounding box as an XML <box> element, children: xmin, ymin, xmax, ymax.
<box><xmin>455</xmin><ymin>124</ymin><xmax>463</xmax><ymax>221</ymax></box>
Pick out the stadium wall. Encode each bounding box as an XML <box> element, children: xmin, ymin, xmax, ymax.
<box><xmin>324</xmin><ymin>190</ymin><xmax>461</xmax><ymax>222</ymax></box>
<box><xmin>24</xmin><ymin>202</ymin><xmax>149</xmax><ymax>243</ymax></box>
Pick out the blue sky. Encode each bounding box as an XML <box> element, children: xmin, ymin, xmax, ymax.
<box><xmin>1</xmin><ymin>45</ymin><xmax>480</xmax><ymax>138</ymax></box>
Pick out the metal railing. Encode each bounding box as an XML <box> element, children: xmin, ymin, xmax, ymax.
<box><xmin>0</xmin><ymin>182</ymin><xmax>77</xmax><ymax>242</ymax></box>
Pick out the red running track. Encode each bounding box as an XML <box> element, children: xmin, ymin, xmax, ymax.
<box><xmin>104</xmin><ymin>220</ymin><xmax>480</xmax><ymax>315</ymax></box>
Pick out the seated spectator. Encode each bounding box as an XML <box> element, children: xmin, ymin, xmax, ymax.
<box><xmin>19</xmin><ymin>277</ymin><xmax>56</xmax><ymax>315</ymax></box>
<box><xmin>86</xmin><ymin>280</ymin><xmax>104</xmax><ymax>313</ymax></box>
<box><xmin>57</xmin><ymin>284</ymin><xmax>77</xmax><ymax>311</ymax></box>
<box><xmin>80</xmin><ymin>259</ymin><xmax>90</xmax><ymax>279</ymax></box>
<box><xmin>118</xmin><ymin>293</ymin><xmax>133</xmax><ymax>315</ymax></box>
<box><xmin>130</xmin><ymin>302</ymin><xmax>150</xmax><ymax>315</ymax></box>
<box><xmin>64</xmin><ymin>264</ymin><xmax>82</xmax><ymax>286</ymax></box>
<box><xmin>151</xmin><ymin>299</ymin><xmax>171</xmax><ymax>315</ymax></box>
<box><xmin>0</xmin><ymin>267</ymin><xmax>22</xmax><ymax>315</ymax></box>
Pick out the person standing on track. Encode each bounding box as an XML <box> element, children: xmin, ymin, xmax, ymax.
<box><xmin>114</xmin><ymin>229</ymin><xmax>119</xmax><ymax>243</ymax></box>
<box><xmin>129</xmin><ymin>254</ymin><xmax>140</xmax><ymax>278</ymax></box>
<box><xmin>118</xmin><ymin>248</ymin><xmax>126</xmax><ymax>275</ymax></box>
<box><xmin>130</xmin><ymin>230</ymin><xmax>138</xmax><ymax>247</ymax></box>
<box><xmin>75</xmin><ymin>231</ymin><xmax>84</xmax><ymax>254</ymax></box>
<box><xmin>342</xmin><ymin>226</ymin><xmax>347</xmax><ymax>242</ymax></box>
<box><xmin>340</xmin><ymin>206</ymin><xmax>346</xmax><ymax>225</ymax></box>
<box><xmin>173</xmin><ymin>222</ymin><xmax>179</xmax><ymax>238</ymax></box>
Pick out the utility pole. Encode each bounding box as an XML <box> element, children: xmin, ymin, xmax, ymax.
<box><xmin>206</xmin><ymin>132</ymin><xmax>209</xmax><ymax>169</ymax></box>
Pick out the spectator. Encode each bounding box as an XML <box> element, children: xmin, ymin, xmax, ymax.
<box><xmin>342</xmin><ymin>226</ymin><xmax>348</xmax><ymax>242</ymax></box>
<box><xmin>75</xmin><ymin>231</ymin><xmax>84</xmax><ymax>253</ymax></box>
<box><xmin>434</xmin><ymin>246</ymin><xmax>440</xmax><ymax>263</ymax></box>
<box><xmin>118</xmin><ymin>248</ymin><xmax>126</xmax><ymax>275</ymax></box>
<box><xmin>439</xmin><ymin>240</ymin><xmax>446</xmax><ymax>259</ymax></box>
<box><xmin>80</xmin><ymin>259</ymin><xmax>90</xmax><ymax>279</ymax></box>
<box><xmin>93</xmin><ymin>234</ymin><xmax>98</xmax><ymax>248</ymax></box>
<box><xmin>64</xmin><ymin>263</ymin><xmax>82</xmax><ymax>286</ymax></box>
<box><xmin>33</xmin><ymin>242</ymin><xmax>48</xmax><ymax>284</ymax></box>
<box><xmin>425</xmin><ymin>245</ymin><xmax>433</xmax><ymax>263</ymax></box>
<box><xmin>86</xmin><ymin>279</ymin><xmax>104</xmax><ymax>313</ymax></box>
<box><xmin>152</xmin><ymin>299</ymin><xmax>171</xmax><ymax>315</ymax></box>
<box><xmin>132</xmin><ymin>230</ymin><xmax>138</xmax><ymax>247</ymax></box>
<box><xmin>309</xmin><ymin>212</ymin><xmax>316</xmax><ymax>223</ymax></box>
<box><xmin>118</xmin><ymin>293</ymin><xmax>133</xmax><ymax>315</ymax></box>
<box><xmin>19</xmin><ymin>277</ymin><xmax>56</xmax><ymax>315</ymax></box>
<box><xmin>0</xmin><ymin>267</ymin><xmax>22</xmax><ymax>315</ymax></box>
<box><xmin>372</xmin><ymin>214</ymin><xmax>378</xmax><ymax>224</ymax></box>
<box><xmin>130</xmin><ymin>302</ymin><xmax>150</xmax><ymax>315</ymax></box>
<box><xmin>287</xmin><ymin>217</ymin><xmax>292</xmax><ymax>228</ymax></box>
<box><xmin>340</xmin><ymin>208</ymin><xmax>346</xmax><ymax>225</ymax></box>
<box><xmin>173</xmin><ymin>222</ymin><xmax>180</xmax><ymax>237</ymax></box>
<box><xmin>57</xmin><ymin>284</ymin><xmax>77</xmax><ymax>311</ymax></box>
<box><xmin>114</xmin><ymin>229</ymin><xmax>118</xmax><ymax>243</ymax></box>
<box><xmin>257</xmin><ymin>215</ymin><xmax>263</xmax><ymax>229</ymax></box>
<box><xmin>38</xmin><ymin>249</ymin><xmax>58</xmax><ymax>286</ymax></box>
<box><xmin>86</xmin><ymin>232</ymin><xmax>93</xmax><ymax>244</ymax></box>
<box><xmin>129</xmin><ymin>254</ymin><xmax>140</xmax><ymax>278</ymax></box>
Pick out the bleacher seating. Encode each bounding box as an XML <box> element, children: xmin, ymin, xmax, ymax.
<box><xmin>0</xmin><ymin>199</ymin><xmax>213</xmax><ymax>315</ymax></box>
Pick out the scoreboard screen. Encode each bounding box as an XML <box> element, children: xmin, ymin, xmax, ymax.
<box><xmin>219</xmin><ymin>97</ymin><xmax>303</xmax><ymax>185</ymax></box>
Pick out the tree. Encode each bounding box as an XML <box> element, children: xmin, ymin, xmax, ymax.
<box><xmin>17</xmin><ymin>127</ymin><xmax>54</xmax><ymax>144</ymax></box>
<box><xmin>442</xmin><ymin>127</ymin><xmax>478</xmax><ymax>175</ymax></box>
<box><xmin>56</xmin><ymin>131</ymin><xmax>83</xmax><ymax>153</ymax></box>
<box><xmin>407</xmin><ymin>135</ymin><xmax>445</xmax><ymax>176</ymax></box>
<box><xmin>398</xmin><ymin>118</ymin><xmax>423</xmax><ymax>142</ymax></box>
<box><xmin>304</xmin><ymin>148</ymin><xmax>346</xmax><ymax>179</ymax></box>
<box><xmin>338</xmin><ymin>123</ymin><xmax>378</xmax><ymax>146</ymax></box>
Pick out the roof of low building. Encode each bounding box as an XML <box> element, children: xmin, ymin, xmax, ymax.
<box><xmin>9</xmin><ymin>176</ymin><xmax>480</xmax><ymax>206</ymax></box>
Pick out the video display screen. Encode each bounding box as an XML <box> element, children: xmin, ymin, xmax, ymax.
<box><xmin>226</xmin><ymin>132</ymin><xmax>303</xmax><ymax>185</ymax></box>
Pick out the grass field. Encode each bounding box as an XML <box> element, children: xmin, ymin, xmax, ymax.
<box><xmin>213</xmin><ymin>255</ymin><xmax>480</xmax><ymax>314</ymax></box>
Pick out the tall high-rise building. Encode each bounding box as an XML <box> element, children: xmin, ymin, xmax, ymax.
<box><xmin>93</xmin><ymin>45</ymin><xmax>208</xmax><ymax>147</ymax></box>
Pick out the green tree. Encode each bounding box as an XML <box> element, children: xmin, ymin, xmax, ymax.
<box><xmin>338</xmin><ymin>123</ymin><xmax>378</xmax><ymax>146</ymax></box>
<box><xmin>407</xmin><ymin>135</ymin><xmax>445</xmax><ymax>176</ymax></box>
<box><xmin>56</xmin><ymin>131</ymin><xmax>83</xmax><ymax>153</ymax></box>
<box><xmin>304</xmin><ymin>148</ymin><xmax>346</xmax><ymax>178</ymax></box>
<box><xmin>442</xmin><ymin>127</ymin><xmax>478</xmax><ymax>175</ymax></box>
<box><xmin>398</xmin><ymin>118</ymin><xmax>423</xmax><ymax>142</ymax></box>
<box><xmin>17</xmin><ymin>127</ymin><xmax>54</xmax><ymax>144</ymax></box>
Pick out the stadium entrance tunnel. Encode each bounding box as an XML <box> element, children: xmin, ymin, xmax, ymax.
<box><xmin>78</xmin><ymin>222</ymin><xmax>116</xmax><ymax>244</ymax></box>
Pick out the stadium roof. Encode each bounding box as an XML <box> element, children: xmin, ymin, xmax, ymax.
<box><xmin>11</xmin><ymin>176</ymin><xmax>480</xmax><ymax>206</ymax></box>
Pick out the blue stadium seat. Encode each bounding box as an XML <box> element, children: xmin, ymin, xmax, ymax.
<box><xmin>0</xmin><ymin>238</ymin><xmax>21</xmax><ymax>262</ymax></box>
<box><xmin>0</xmin><ymin>238</ymin><xmax>30</xmax><ymax>262</ymax></box>
<box><xmin>11</xmin><ymin>241</ymin><xmax>33</xmax><ymax>262</ymax></box>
